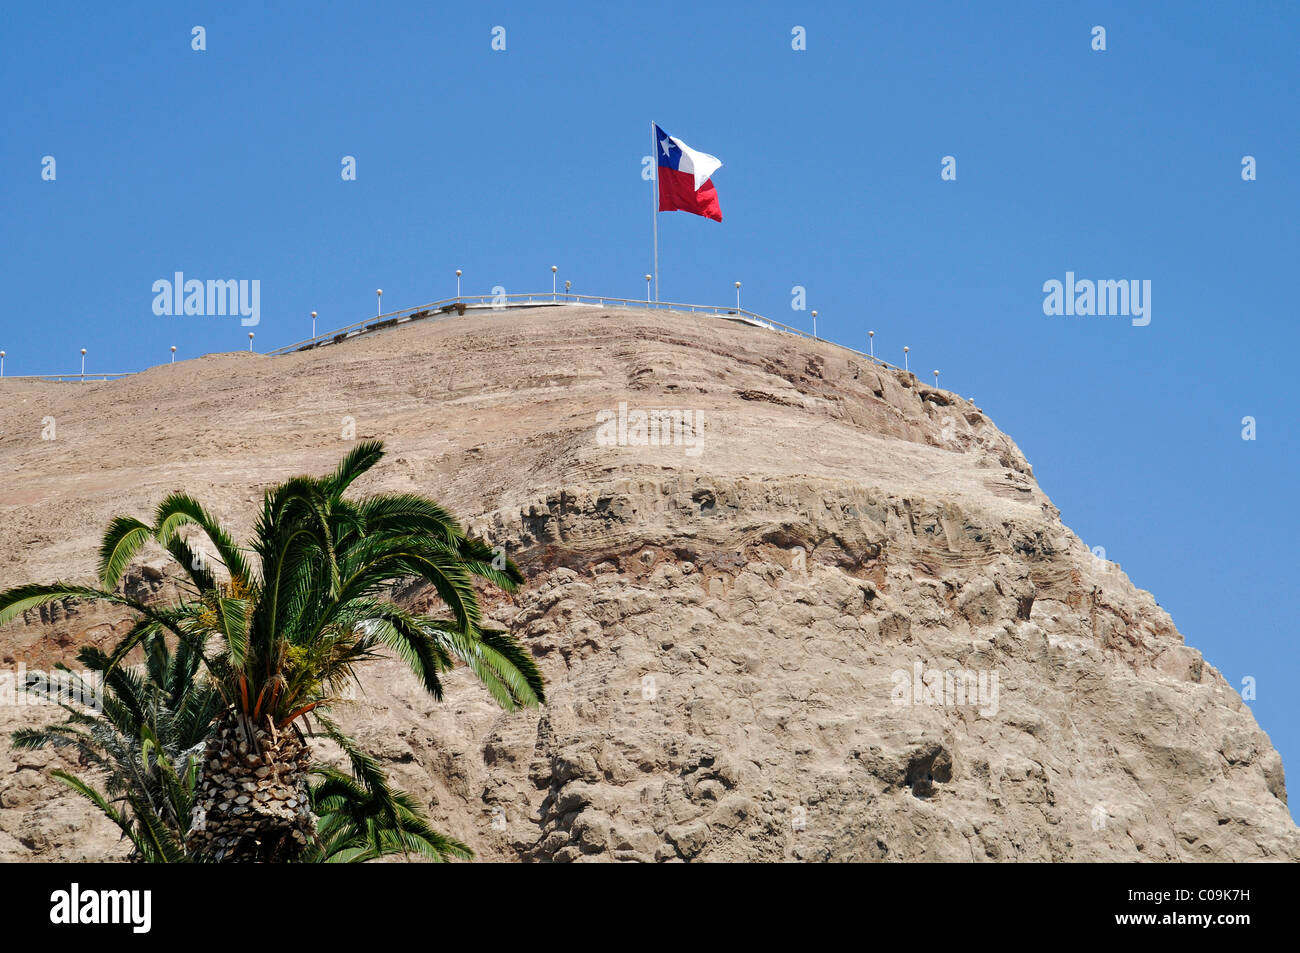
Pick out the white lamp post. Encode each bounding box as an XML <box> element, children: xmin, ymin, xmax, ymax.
<box><xmin>734</xmin><ymin>281</ymin><xmax>741</xmax><ymax>311</ymax></box>
<box><xmin>903</xmin><ymin>346</ymin><xmax>909</xmax><ymax>373</ymax></box>
<box><xmin>933</xmin><ymin>370</ymin><xmax>940</xmax><ymax>387</ymax></box>
<box><xmin>80</xmin><ymin>348</ymin><xmax>86</xmax><ymax>379</ymax></box>
<box><xmin>248</xmin><ymin>331</ymin><xmax>255</xmax><ymax>352</ymax></box>
<box><xmin>311</xmin><ymin>311</ymin><xmax>317</xmax><ymax>338</ymax></box>
<box><xmin>170</xmin><ymin>345</ymin><xmax>176</xmax><ymax>363</ymax></box>
<box><xmin>551</xmin><ymin>265</ymin><xmax>558</xmax><ymax>302</ymax></box>
<box><xmin>868</xmin><ymin>330</ymin><xmax>875</xmax><ymax>359</ymax></box>
<box><xmin>1</xmin><ymin>350</ymin><xmax>6</xmax><ymax>377</ymax></box>
<box><xmin>811</xmin><ymin>310</ymin><xmax>818</xmax><ymax>339</ymax></box>
<box><xmin>455</xmin><ymin>270</ymin><xmax>462</xmax><ymax>301</ymax></box>
<box><xmin>645</xmin><ymin>275</ymin><xmax>652</xmax><ymax>303</ymax></box>
<box><xmin>375</xmin><ymin>289</ymin><xmax>383</xmax><ymax>317</ymax></box>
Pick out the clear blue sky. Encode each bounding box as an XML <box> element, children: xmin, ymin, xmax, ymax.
<box><xmin>3</xmin><ymin>2</ymin><xmax>1297</xmax><ymax>809</ymax></box>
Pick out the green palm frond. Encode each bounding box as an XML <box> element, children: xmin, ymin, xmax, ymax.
<box><xmin>423</xmin><ymin>620</ymin><xmax>545</xmax><ymax>711</ymax></box>
<box><xmin>153</xmin><ymin>492</ymin><xmax>254</xmax><ymax>585</ymax></box>
<box><xmin>0</xmin><ymin>582</ymin><xmax>112</xmax><ymax>628</ymax></box>
<box><xmin>354</xmin><ymin>493</ymin><xmax>464</xmax><ymax>545</ymax></box>
<box><xmin>97</xmin><ymin>516</ymin><xmax>153</xmax><ymax>589</ymax></box>
<box><xmin>307</xmin><ymin>764</ymin><xmax>471</xmax><ymax>863</ymax></box>
<box><xmin>321</xmin><ymin>439</ymin><xmax>385</xmax><ymax>498</ymax></box>
<box><xmin>454</xmin><ymin>534</ymin><xmax>525</xmax><ymax>590</ymax></box>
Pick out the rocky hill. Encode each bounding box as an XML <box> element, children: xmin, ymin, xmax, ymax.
<box><xmin>0</xmin><ymin>305</ymin><xmax>1294</xmax><ymax>861</ymax></box>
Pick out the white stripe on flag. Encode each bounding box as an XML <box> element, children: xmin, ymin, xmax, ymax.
<box><xmin>670</xmin><ymin>136</ymin><xmax>722</xmax><ymax>191</ymax></box>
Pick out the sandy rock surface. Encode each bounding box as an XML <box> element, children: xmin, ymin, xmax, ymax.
<box><xmin>0</xmin><ymin>305</ymin><xmax>1294</xmax><ymax>861</ymax></box>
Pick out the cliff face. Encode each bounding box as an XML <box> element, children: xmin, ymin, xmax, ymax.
<box><xmin>0</xmin><ymin>305</ymin><xmax>1294</xmax><ymax>861</ymax></box>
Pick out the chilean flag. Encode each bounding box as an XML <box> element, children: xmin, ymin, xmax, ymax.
<box><xmin>655</xmin><ymin>124</ymin><xmax>723</xmax><ymax>222</ymax></box>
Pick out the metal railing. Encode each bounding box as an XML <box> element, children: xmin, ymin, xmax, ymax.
<box><xmin>0</xmin><ymin>372</ymin><xmax>134</xmax><ymax>382</ymax></box>
<box><xmin>0</xmin><ymin>293</ymin><xmax>910</xmax><ymax>382</ymax></box>
<box><xmin>267</xmin><ymin>292</ymin><xmax>908</xmax><ymax>374</ymax></box>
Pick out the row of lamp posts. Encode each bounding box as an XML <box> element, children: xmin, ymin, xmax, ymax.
<box><xmin>0</xmin><ymin>270</ymin><xmax>939</xmax><ymax>389</ymax></box>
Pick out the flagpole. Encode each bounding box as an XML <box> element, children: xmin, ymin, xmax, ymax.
<box><xmin>651</xmin><ymin>120</ymin><xmax>659</xmax><ymax>303</ymax></box>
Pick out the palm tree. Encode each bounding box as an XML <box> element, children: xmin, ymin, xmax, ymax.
<box><xmin>15</xmin><ymin>632</ymin><xmax>472</xmax><ymax>862</ymax></box>
<box><xmin>12</xmin><ymin>634</ymin><xmax>217</xmax><ymax>862</ymax></box>
<box><xmin>0</xmin><ymin>440</ymin><xmax>544</xmax><ymax>861</ymax></box>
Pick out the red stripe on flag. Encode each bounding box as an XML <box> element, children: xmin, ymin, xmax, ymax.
<box><xmin>658</xmin><ymin>166</ymin><xmax>722</xmax><ymax>222</ymax></box>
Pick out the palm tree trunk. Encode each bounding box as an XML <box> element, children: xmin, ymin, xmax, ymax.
<box><xmin>187</xmin><ymin>711</ymin><xmax>316</xmax><ymax>861</ymax></box>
